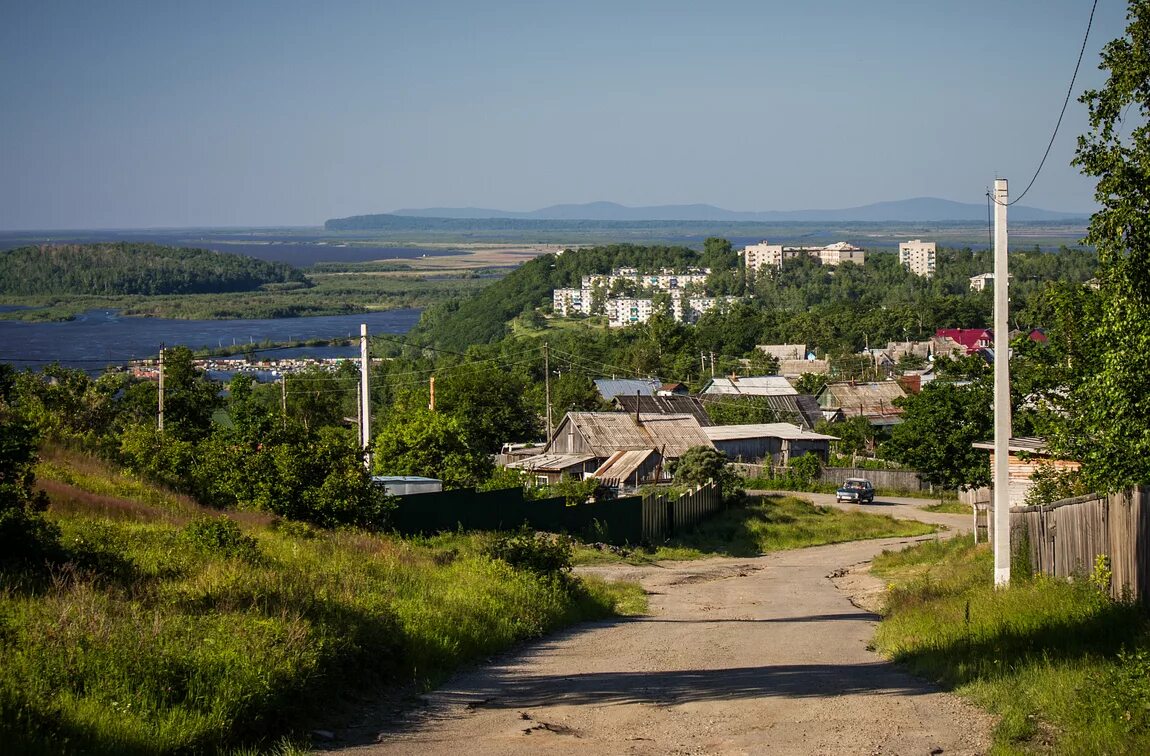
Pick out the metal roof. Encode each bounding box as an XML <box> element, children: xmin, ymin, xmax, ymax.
<box><xmin>561</xmin><ymin>412</ymin><xmax>712</xmax><ymax>458</ymax></box>
<box><xmin>593</xmin><ymin>378</ymin><xmax>661</xmax><ymax>402</ymax></box>
<box><xmin>505</xmin><ymin>453</ymin><xmax>598</xmax><ymax>471</ymax></box>
<box><xmin>972</xmin><ymin>437</ymin><xmax>1051</xmax><ymax>454</ymax></box>
<box><xmin>614</xmin><ymin>394</ymin><xmax>713</xmax><ymax>426</ymax></box>
<box><xmin>817</xmin><ymin>381</ymin><xmax>906</xmax><ymax>417</ymax></box>
<box><xmin>704</xmin><ymin>423</ymin><xmax>839</xmax><ymax>442</ymax></box>
<box><xmin>593</xmin><ymin>448</ymin><xmax>660</xmax><ymax>483</ymax></box>
<box><xmin>697</xmin><ymin>392</ymin><xmax>822</xmax><ymax>430</ymax></box>
<box><xmin>371</xmin><ymin>476</ymin><xmax>443</xmax><ymax>483</ymax></box>
<box><xmin>701</xmin><ymin>376</ymin><xmax>798</xmax><ymax>397</ymax></box>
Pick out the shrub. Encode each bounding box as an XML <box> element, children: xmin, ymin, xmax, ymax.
<box><xmin>484</xmin><ymin>527</ymin><xmax>573</xmax><ymax>581</ymax></box>
<box><xmin>181</xmin><ymin>517</ymin><xmax>262</xmax><ymax>563</ymax></box>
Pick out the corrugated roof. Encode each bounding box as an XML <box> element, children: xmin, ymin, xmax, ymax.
<box><xmin>593</xmin><ymin>378</ymin><xmax>661</xmax><ymax>401</ymax></box>
<box><xmin>818</xmin><ymin>382</ymin><xmax>906</xmax><ymax>417</ymax></box>
<box><xmin>563</xmin><ymin>412</ymin><xmax>712</xmax><ymax>457</ymax></box>
<box><xmin>614</xmin><ymin>394</ymin><xmax>713</xmax><ymax>426</ymax></box>
<box><xmin>705</xmin><ymin>423</ymin><xmax>839</xmax><ymax>442</ymax></box>
<box><xmin>592</xmin><ymin>448</ymin><xmax>659</xmax><ymax>483</ymax></box>
<box><xmin>697</xmin><ymin>392</ymin><xmax>822</xmax><ymax>430</ymax></box>
<box><xmin>972</xmin><ymin>437</ymin><xmax>1050</xmax><ymax>453</ymax></box>
<box><xmin>701</xmin><ymin>376</ymin><xmax>798</xmax><ymax>397</ymax></box>
<box><xmin>506</xmin><ymin>453</ymin><xmax>597</xmax><ymax>471</ymax></box>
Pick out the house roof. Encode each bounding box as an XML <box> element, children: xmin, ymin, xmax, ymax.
<box><xmin>705</xmin><ymin>423</ymin><xmax>839</xmax><ymax>443</ymax></box>
<box><xmin>700</xmin><ymin>375</ymin><xmax>798</xmax><ymax>397</ymax></box>
<box><xmin>614</xmin><ymin>394</ymin><xmax>713</xmax><ymax>426</ymax></box>
<box><xmin>593</xmin><ymin>378</ymin><xmax>661</xmax><ymax>402</ymax></box>
<box><xmin>554</xmin><ymin>412</ymin><xmax>712</xmax><ymax>458</ymax></box>
<box><xmin>592</xmin><ymin>448</ymin><xmax>660</xmax><ymax>483</ymax></box>
<box><xmin>817</xmin><ymin>381</ymin><xmax>906</xmax><ymax>417</ymax></box>
<box><xmin>506</xmin><ymin>453</ymin><xmax>598</xmax><ymax>472</ymax></box>
<box><xmin>757</xmin><ymin>343</ymin><xmax>807</xmax><ymax>361</ymax></box>
<box><xmin>698</xmin><ymin>392</ymin><xmax>823</xmax><ymax>430</ymax></box>
<box><xmin>972</xmin><ymin>437</ymin><xmax>1051</xmax><ymax>454</ymax></box>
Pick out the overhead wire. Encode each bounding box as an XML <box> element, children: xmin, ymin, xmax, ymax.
<box><xmin>991</xmin><ymin>0</ymin><xmax>1099</xmax><ymax>207</ymax></box>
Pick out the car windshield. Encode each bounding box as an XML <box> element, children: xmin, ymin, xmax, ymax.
<box><xmin>844</xmin><ymin>481</ymin><xmax>868</xmax><ymax>490</ymax></box>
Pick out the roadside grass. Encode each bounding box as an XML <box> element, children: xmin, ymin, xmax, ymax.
<box><xmin>573</xmin><ymin>495</ymin><xmax>936</xmax><ymax>564</ymax></box>
<box><xmin>922</xmin><ymin>500</ymin><xmax>972</xmax><ymax>515</ymax></box>
<box><xmin>3</xmin><ymin>453</ymin><xmax>645</xmax><ymax>755</ymax></box>
<box><xmin>871</xmin><ymin>536</ymin><xmax>1150</xmax><ymax>754</ymax></box>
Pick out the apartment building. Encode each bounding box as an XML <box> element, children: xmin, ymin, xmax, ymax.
<box><xmin>899</xmin><ymin>239</ymin><xmax>937</xmax><ymax>277</ymax></box>
<box><xmin>581</xmin><ymin>268</ymin><xmax>710</xmax><ymax>291</ymax></box>
<box><xmin>740</xmin><ymin>241</ymin><xmax>864</xmax><ymax>272</ymax></box>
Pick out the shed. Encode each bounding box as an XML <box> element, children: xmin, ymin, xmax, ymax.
<box><xmin>504</xmin><ymin>453</ymin><xmax>600</xmax><ymax>485</ymax></box>
<box><xmin>592</xmin><ymin>448</ymin><xmax>665</xmax><ymax>489</ymax></box>
<box><xmin>704</xmin><ymin>423</ymin><xmax>838</xmax><ymax>465</ymax></box>
<box><xmin>971</xmin><ymin>437</ymin><xmax>1082</xmax><ymax>508</ymax></box>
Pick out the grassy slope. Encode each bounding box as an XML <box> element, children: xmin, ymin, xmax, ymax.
<box><xmin>2</xmin><ymin>449</ymin><xmax>644</xmax><ymax>755</ymax></box>
<box><xmin>574</xmin><ymin>494</ymin><xmax>936</xmax><ymax>564</ymax></box>
<box><xmin>871</xmin><ymin>537</ymin><xmax>1150</xmax><ymax>754</ymax></box>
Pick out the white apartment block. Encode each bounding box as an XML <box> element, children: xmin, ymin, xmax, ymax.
<box><xmin>552</xmin><ymin>288</ymin><xmax>594</xmax><ymax>317</ymax></box>
<box><xmin>740</xmin><ymin>241</ymin><xmax>864</xmax><ymax>272</ymax></box>
<box><xmin>605</xmin><ymin>294</ymin><xmax>734</xmax><ymax>327</ymax></box>
<box><xmin>899</xmin><ymin>239</ymin><xmax>937</xmax><ymax>277</ymax></box>
<box><xmin>581</xmin><ymin>268</ymin><xmax>710</xmax><ymax>291</ymax></box>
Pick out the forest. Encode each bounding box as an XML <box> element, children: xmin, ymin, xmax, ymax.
<box><xmin>0</xmin><ymin>243</ymin><xmax>309</xmax><ymax>296</ymax></box>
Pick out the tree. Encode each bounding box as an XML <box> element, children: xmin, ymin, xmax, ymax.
<box><xmin>1055</xmin><ymin>0</ymin><xmax>1150</xmax><ymax>490</ymax></box>
<box><xmin>161</xmin><ymin>346</ymin><xmax>221</xmax><ymax>441</ymax></box>
<box><xmin>373</xmin><ymin>409</ymin><xmax>492</xmax><ymax>487</ymax></box>
<box><xmin>669</xmin><ymin>445</ymin><xmax>744</xmax><ymax>503</ymax></box>
<box><xmin>882</xmin><ymin>380</ymin><xmax>993</xmax><ymax>490</ymax></box>
<box><xmin>0</xmin><ymin>365</ymin><xmax>59</xmax><ymax>567</ymax></box>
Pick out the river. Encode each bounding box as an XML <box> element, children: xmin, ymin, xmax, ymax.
<box><xmin>0</xmin><ymin>308</ymin><xmax>421</xmax><ymax>372</ymax></box>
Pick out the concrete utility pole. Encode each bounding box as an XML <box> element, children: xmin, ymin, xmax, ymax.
<box><xmin>710</xmin><ymin>352</ymin><xmax>716</xmax><ymax>378</ymax></box>
<box><xmin>544</xmin><ymin>342</ymin><xmax>552</xmax><ymax>441</ymax></box>
<box><xmin>993</xmin><ymin>178</ymin><xmax>1012</xmax><ymax>587</ymax></box>
<box><xmin>359</xmin><ymin>323</ymin><xmax>372</xmax><ymax>470</ymax></box>
<box><xmin>157</xmin><ymin>344</ymin><xmax>165</xmax><ymax>432</ymax></box>
<box><xmin>281</xmin><ymin>375</ymin><xmax>287</xmax><ymax>430</ymax></box>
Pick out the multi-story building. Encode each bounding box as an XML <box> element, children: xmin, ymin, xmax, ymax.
<box><xmin>552</xmin><ymin>287</ymin><xmax>594</xmax><ymax>317</ymax></box>
<box><xmin>969</xmin><ymin>273</ymin><xmax>996</xmax><ymax>291</ymax></box>
<box><xmin>581</xmin><ymin>268</ymin><xmax>709</xmax><ymax>291</ymax></box>
<box><xmin>604</xmin><ymin>294</ymin><xmax>734</xmax><ymax>327</ymax></box>
<box><xmin>740</xmin><ymin>241</ymin><xmax>865</xmax><ymax>272</ymax></box>
<box><xmin>898</xmin><ymin>239</ymin><xmax>937</xmax><ymax>277</ymax></box>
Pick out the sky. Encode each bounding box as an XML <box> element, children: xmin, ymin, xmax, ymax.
<box><xmin>0</xmin><ymin>0</ymin><xmax>1131</xmax><ymax>230</ymax></box>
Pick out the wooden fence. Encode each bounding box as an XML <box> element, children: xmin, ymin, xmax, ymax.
<box><xmin>1011</xmin><ymin>486</ymin><xmax>1150</xmax><ymax>603</ymax></box>
<box><xmin>641</xmin><ymin>481</ymin><xmax>723</xmax><ymax>542</ymax></box>
<box><xmin>732</xmin><ymin>463</ymin><xmax>926</xmax><ymax>492</ymax></box>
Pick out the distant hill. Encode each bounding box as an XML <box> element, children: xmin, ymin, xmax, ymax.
<box><xmin>0</xmin><ymin>243</ymin><xmax>310</xmax><ymax>296</ymax></box>
<box><xmin>381</xmin><ymin>197</ymin><xmax>1088</xmax><ymax>223</ymax></box>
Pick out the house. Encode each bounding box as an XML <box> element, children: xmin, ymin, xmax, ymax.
<box><xmin>658</xmin><ymin>382</ymin><xmax>690</xmax><ymax>396</ymax></box>
<box><xmin>934</xmin><ymin>328</ymin><xmax>994</xmax><ymax>355</ymax></box>
<box><xmin>613</xmin><ymin>394</ymin><xmax>713</xmax><ymax>426</ymax></box>
<box><xmin>505</xmin><ymin>453</ymin><xmax>601</xmax><ymax>486</ymax></box>
<box><xmin>816</xmin><ymin>381</ymin><xmax>907</xmax><ymax>427</ymax></box>
<box><xmin>371</xmin><ymin>476</ymin><xmax>443</xmax><ymax>496</ymax></box>
<box><xmin>704</xmin><ymin>423</ymin><xmax>838</xmax><ymax>465</ymax></box>
<box><xmin>545</xmin><ymin>412</ymin><xmax>712</xmax><ymax>459</ymax></box>
<box><xmin>593</xmin><ymin>378</ymin><xmax>661</xmax><ymax>402</ymax></box>
<box><xmin>756</xmin><ymin>343</ymin><xmax>809</xmax><ymax>361</ymax></box>
<box><xmin>698</xmin><ymin>375</ymin><xmax>822</xmax><ymax>429</ymax></box>
<box><xmin>971</xmin><ymin>437</ymin><xmax>1082</xmax><ymax>508</ymax></box>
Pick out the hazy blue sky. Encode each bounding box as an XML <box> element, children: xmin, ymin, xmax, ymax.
<box><xmin>0</xmin><ymin>0</ymin><xmax>1130</xmax><ymax>229</ymax></box>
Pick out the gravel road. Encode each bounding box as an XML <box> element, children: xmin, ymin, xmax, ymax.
<box><xmin>334</xmin><ymin>496</ymin><xmax>991</xmax><ymax>755</ymax></box>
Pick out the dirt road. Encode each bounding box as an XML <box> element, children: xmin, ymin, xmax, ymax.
<box><xmin>336</xmin><ymin>500</ymin><xmax>990</xmax><ymax>755</ymax></box>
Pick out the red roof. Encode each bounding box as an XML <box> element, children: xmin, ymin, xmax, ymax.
<box><xmin>936</xmin><ymin>328</ymin><xmax>993</xmax><ymax>353</ymax></box>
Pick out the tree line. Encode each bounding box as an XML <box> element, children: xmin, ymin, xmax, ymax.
<box><xmin>0</xmin><ymin>243</ymin><xmax>310</xmax><ymax>296</ymax></box>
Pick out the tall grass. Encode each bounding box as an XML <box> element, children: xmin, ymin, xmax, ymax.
<box><xmin>872</xmin><ymin>536</ymin><xmax>1150</xmax><ymax>754</ymax></box>
<box><xmin>2</xmin><ymin>453</ymin><xmax>645</xmax><ymax>754</ymax></box>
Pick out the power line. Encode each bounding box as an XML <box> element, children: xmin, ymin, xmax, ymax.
<box><xmin>993</xmin><ymin>0</ymin><xmax>1098</xmax><ymax>207</ymax></box>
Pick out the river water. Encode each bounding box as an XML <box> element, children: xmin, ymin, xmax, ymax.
<box><xmin>0</xmin><ymin>308</ymin><xmax>422</xmax><ymax>372</ymax></box>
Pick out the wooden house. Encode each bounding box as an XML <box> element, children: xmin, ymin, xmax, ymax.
<box><xmin>704</xmin><ymin>423</ymin><xmax>838</xmax><ymax>465</ymax></box>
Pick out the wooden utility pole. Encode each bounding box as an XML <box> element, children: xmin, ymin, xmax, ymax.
<box><xmin>281</xmin><ymin>374</ymin><xmax>287</xmax><ymax>430</ymax></box>
<box><xmin>544</xmin><ymin>342</ymin><xmax>552</xmax><ymax>441</ymax></box>
<box><xmin>157</xmin><ymin>344</ymin><xmax>165</xmax><ymax>432</ymax></box>
<box><xmin>993</xmin><ymin>178</ymin><xmax>1012</xmax><ymax>587</ymax></box>
<box><xmin>429</xmin><ymin>375</ymin><xmax>436</xmax><ymax>411</ymax></box>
